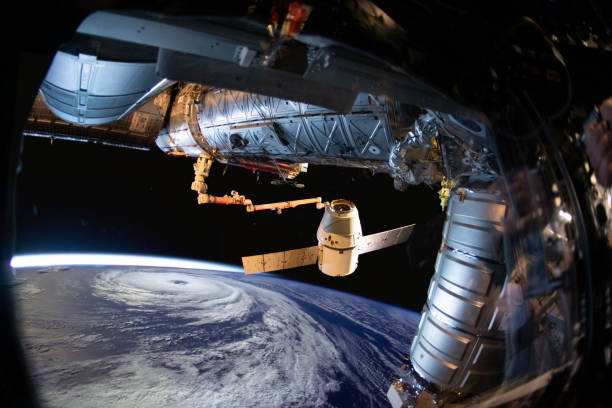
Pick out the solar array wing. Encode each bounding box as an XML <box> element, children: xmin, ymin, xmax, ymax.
<box><xmin>358</xmin><ymin>224</ymin><xmax>415</xmax><ymax>255</ymax></box>
<box><xmin>242</xmin><ymin>245</ymin><xmax>319</xmax><ymax>274</ymax></box>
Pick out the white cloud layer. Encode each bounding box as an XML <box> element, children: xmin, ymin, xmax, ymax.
<box><xmin>16</xmin><ymin>266</ymin><xmax>418</xmax><ymax>407</ymax></box>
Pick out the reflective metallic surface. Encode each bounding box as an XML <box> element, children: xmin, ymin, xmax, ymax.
<box><xmin>156</xmin><ymin>86</ymin><xmax>398</xmax><ymax>170</ymax></box>
<box><xmin>156</xmin><ymin>84</ymin><xmax>208</xmax><ymax>158</ymax></box>
<box><xmin>411</xmin><ymin>191</ymin><xmax>507</xmax><ymax>393</ymax></box>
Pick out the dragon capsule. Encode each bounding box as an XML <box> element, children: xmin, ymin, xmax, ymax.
<box><xmin>242</xmin><ymin>199</ymin><xmax>414</xmax><ymax>277</ymax></box>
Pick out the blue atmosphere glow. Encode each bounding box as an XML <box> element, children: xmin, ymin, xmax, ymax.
<box><xmin>10</xmin><ymin>253</ymin><xmax>243</xmax><ymax>273</ymax></box>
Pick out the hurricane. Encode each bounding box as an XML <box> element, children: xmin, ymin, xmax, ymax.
<box><xmin>14</xmin><ymin>259</ymin><xmax>419</xmax><ymax>407</ymax></box>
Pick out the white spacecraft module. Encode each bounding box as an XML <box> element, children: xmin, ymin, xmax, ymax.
<box><xmin>242</xmin><ymin>200</ymin><xmax>415</xmax><ymax>277</ymax></box>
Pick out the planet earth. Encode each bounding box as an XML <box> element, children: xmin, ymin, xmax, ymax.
<box><xmin>13</xmin><ymin>262</ymin><xmax>420</xmax><ymax>407</ymax></box>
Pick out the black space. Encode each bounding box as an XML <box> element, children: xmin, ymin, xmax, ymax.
<box><xmin>16</xmin><ymin>137</ymin><xmax>444</xmax><ymax>311</ymax></box>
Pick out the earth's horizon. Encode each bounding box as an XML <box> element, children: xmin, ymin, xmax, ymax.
<box><xmin>14</xmin><ymin>263</ymin><xmax>419</xmax><ymax>407</ymax></box>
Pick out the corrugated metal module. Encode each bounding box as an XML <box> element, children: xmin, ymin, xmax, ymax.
<box><xmin>156</xmin><ymin>85</ymin><xmax>399</xmax><ymax>170</ymax></box>
<box><xmin>410</xmin><ymin>191</ymin><xmax>508</xmax><ymax>394</ymax></box>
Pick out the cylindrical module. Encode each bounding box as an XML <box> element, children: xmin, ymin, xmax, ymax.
<box><xmin>155</xmin><ymin>86</ymin><xmax>399</xmax><ymax>170</ymax></box>
<box><xmin>410</xmin><ymin>190</ymin><xmax>508</xmax><ymax>395</ymax></box>
<box><xmin>316</xmin><ymin>200</ymin><xmax>363</xmax><ymax>277</ymax></box>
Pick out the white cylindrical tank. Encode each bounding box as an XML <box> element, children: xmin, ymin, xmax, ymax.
<box><xmin>316</xmin><ymin>200</ymin><xmax>363</xmax><ymax>277</ymax></box>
